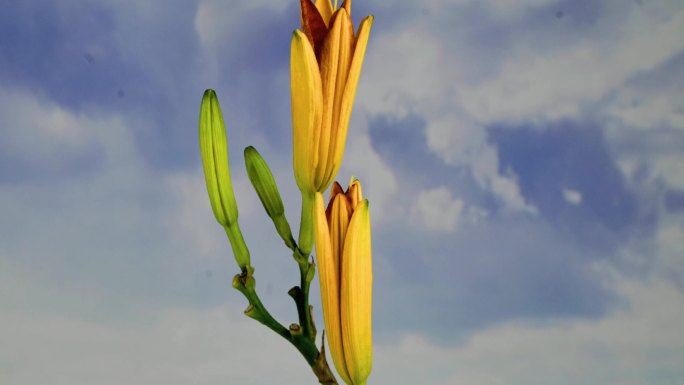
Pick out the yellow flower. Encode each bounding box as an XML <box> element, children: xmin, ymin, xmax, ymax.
<box><xmin>314</xmin><ymin>179</ymin><xmax>372</xmax><ymax>385</ymax></box>
<box><xmin>291</xmin><ymin>0</ymin><xmax>374</xmax><ymax>194</ymax></box>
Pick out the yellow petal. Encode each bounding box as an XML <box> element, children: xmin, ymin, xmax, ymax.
<box><xmin>328</xmin><ymin>15</ymin><xmax>373</xmax><ymax>186</ymax></box>
<box><xmin>330</xmin><ymin>181</ymin><xmax>345</xmax><ymax>202</ymax></box>
<box><xmin>346</xmin><ymin>179</ymin><xmax>363</xmax><ymax>210</ymax></box>
<box><xmin>341</xmin><ymin>199</ymin><xmax>372</xmax><ymax>385</ymax></box>
<box><xmin>329</xmin><ymin>192</ymin><xmax>351</xmax><ymax>266</ymax></box>
<box><xmin>314</xmin><ymin>9</ymin><xmax>345</xmax><ymax>191</ymax></box>
<box><xmin>291</xmin><ymin>30</ymin><xmax>323</xmax><ymax>194</ymax></box>
<box><xmin>342</xmin><ymin>0</ymin><xmax>351</xmax><ymax>16</ymax></box>
<box><xmin>314</xmin><ymin>193</ymin><xmax>352</xmax><ymax>385</ymax></box>
<box><xmin>321</xmin><ymin>8</ymin><xmax>354</xmax><ymax>187</ymax></box>
<box><xmin>326</xmin><ymin>181</ymin><xmax>345</xmax><ymax>222</ymax></box>
<box><xmin>314</xmin><ymin>0</ymin><xmax>334</xmax><ymax>26</ymax></box>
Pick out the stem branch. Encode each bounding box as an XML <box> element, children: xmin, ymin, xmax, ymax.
<box><xmin>232</xmin><ymin>267</ymin><xmax>337</xmax><ymax>384</ymax></box>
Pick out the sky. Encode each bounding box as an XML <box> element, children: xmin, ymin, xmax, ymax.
<box><xmin>1</xmin><ymin>0</ymin><xmax>684</xmax><ymax>384</ymax></box>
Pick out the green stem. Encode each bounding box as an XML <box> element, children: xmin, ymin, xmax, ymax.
<box><xmin>232</xmin><ymin>269</ymin><xmax>290</xmax><ymax>339</ymax></box>
<box><xmin>233</xmin><ymin>269</ymin><xmax>337</xmax><ymax>384</ymax></box>
<box><xmin>298</xmin><ymin>191</ymin><xmax>315</xmax><ymax>256</ymax></box>
<box><xmin>289</xmin><ymin>250</ymin><xmax>316</xmax><ymax>341</ymax></box>
<box><xmin>224</xmin><ymin>224</ymin><xmax>250</xmax><ymax>269</ymax></box>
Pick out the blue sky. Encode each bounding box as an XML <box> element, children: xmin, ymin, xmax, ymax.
<box><xmin>1</xmin><ymin>0</ymin><xmax>684</xmax><ymax>384</ymax></box>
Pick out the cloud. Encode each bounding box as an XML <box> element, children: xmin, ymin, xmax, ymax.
<box><xmin>0</xmin><ymin>0</ymin><xmax>210</xmax><ymax>168</ymax></box>
<box><xmin>0</xmin><ymin>85</ymin><xmax>241</xmax><ymax>313</ymax></box>
<box><xmin>0</xmin><ymin>305</ymin><xmax>312</xmax><ymax>385</ymax></box>
<box><xmin>411</xmin><ymin>186</ymin><xmax>465</xmax><ymax>232</ymax></box>
<box><xmin>602</xmin><ymin>51</ymin><xmax>684</xmax><ymax>193</ymax></box>
<box><xmin>490</xmin><ymin>121</ymin><xmax>659</xmax><ymax>254</ymax></box>
<box><xmin>373</xmin><ymin>277</ymin><xmax>684</xmax><ymax>385</ymax></box>
<box><xmin>373</xmin><ymin>215</ymin><xmax>617</xmax><ymax>343</ymax></box>
<box><xmin>458</xmin><ymin>0</ymin><xmax>684</xmax><ymax>123</ymax></box>
<box><xmin>655</xmin><ymin>215</ymin><xmax>684</xmax><ymax>286</ymax></box>
<box><xmin>562</xmin><ymin>187</ymin><xmax>583</xmax><ymax>205</ymax></box>
<box><xmin>359</xmin><ymin>0</ymin><xmax>684</xmax><ymax>218</ymax></box>
<box><xmin>0</xmin><ymin>88</ymin><xmax>108</xmax><ymax>182</ymax></box>
<box><xmin>2</xmin><ymin>272</ymin><xmax>681</xmax><ymax>385</ymax></box>
<box><xmin>340</xmin><ymin>116</ymin><xmax>398</xmax><ymax>222</ymax></box>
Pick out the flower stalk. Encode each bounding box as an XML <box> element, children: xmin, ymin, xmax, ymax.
<box><xmin>197</xmin><ymin>0</ymin><xmax>375</xmax><ymax>383</ymax></box>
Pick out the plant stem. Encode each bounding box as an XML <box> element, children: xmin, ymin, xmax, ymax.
<box><xmin>290</xmin><ymin>249</ymin><xmax>316</xmax><ymax>340</ymax></box>
<box><xmin>233</xmin><ymin>268</ymin><xmax>337</xmax><ymax>384</ymax></box>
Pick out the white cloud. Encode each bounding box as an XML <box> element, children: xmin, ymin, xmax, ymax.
<box><xmin>372</xmin><ymin>277</ymin><xmax>684</xmax><ymax>385</ymax></box>
<box><xmin>0</xmin><ymin>305</ymin><xmax>311</xmax><ymax>385</ymax></box>
<box><xmin>411</xmin><ymin>186</ymin><xmax>465</xmax><ymax>232</ymax></box>
<box><xmin>0</xmin><ymin>85</ymin><xmax>250</xmax><ymax>309</ymax></box>
<box><xmin>0</xmin><ymin>85</ymin><xmax>314</xmax><ymax>383</ymax></box>
<box><xmin>602</xmin><ymin>33</ymin><xmax>684</xmax><ymax>190</ymax></box>
<box><xmin>607</xmin><ymin>83</ymin><xmax>684</xmax><ymax>132</ymax></box>
<box><xmin>423</xmin><ymin>115</ymin><xmax>534</xmax><ymax>213</ymax></box>
<box><xmin>655</xmin><ymin>216</ymin><xmax>684</xmax><ymax>284</ymax></box>
<box><xmin>357</xmin><ymin>2</ymin><xmax>543</xmax><ymax>213</ymax></box>
<box><xmin>563</xmin><ymin>187</ymin><xmax>583</xmax><ymax>205</ymax></box>
<box><xmin>4</xmin><ymin>272</ymin><xmax>681</xmax><ymax>385</ymax></box>
<box><xmin>358</xmin><ymin>24</ymin><xmax>453</xmax><ymax>120</ymax></box>
<box><xmin>0</xmin><ymin>88</ymin><xmax>132</xmax><ymax>173</ymax></box>
<box><xmin>341</xmin><ymin>117</ymin><xmax>398</xmax><ymax>223</ymax></box>
<box><xmin>459</xmin><ymin>1</ymin><xmax>684</xmax><ymax>123</ymax></box>
<box><xmin>359</xmin><ymin>0</ymin><xmax>684</xmax><ymax>214</ymax></box>
<box><xmin>166</xmin><ymin>170</ymin><xmax>260</xmax><ymax>259</ymax></box>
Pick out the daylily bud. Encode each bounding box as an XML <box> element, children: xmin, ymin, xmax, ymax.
<box><xmin>244</xmin><ymin>146</ymin><xmax>296</xmax><ymax>250</ymax></box>
<box><xmin>314</xmin><ymin>179</ymin><xmax>372</xmax><ymax>385</ymax></box>
<box><xmin>199</xmin><ymin>89</ymin><xmax>238</xmax><ymax>227</ymax></box>
<box><xmin>199</xmin><ymin>89</ymin><xmax>250</xmax><ymax>268</ymax></box>
<box><xmin>291</xmin><ymin>0</ymin><xmax>374</xmax><ymax>194</ymax></box>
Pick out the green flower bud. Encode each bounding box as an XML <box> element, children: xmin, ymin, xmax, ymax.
<box><xmin>199</xmin><ymin>89</ymin><xmax>250</xmax><ymax>268</ymax></box>
<box><xmin>244</xmin><ymin>146</ymin><xmax>296</xmax><ymax>250</ymax></box>
<box><xmin>224</xmin><ymin>223</ymin><xmax>251</xmax><ymax>270</ymax></box>
<box><xmin>199</xmin><ymin>89</ymin><xmax>238</xmax><ymax>227</ymax></box>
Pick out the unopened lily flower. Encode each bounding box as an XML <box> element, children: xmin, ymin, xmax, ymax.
<box><xmin>314</xmin><ymin>179</ymin><xmax>372</xmax><ymax>385</ymax></box>
<box><xmin>199</xmin><ymin>89</ymin><xmax>250</xmax><ymax>269</ymax></box>
<box><xmin>291</xmin><ymin>0</ymin><xmax>374</xmax><ymax>194</ymax></box>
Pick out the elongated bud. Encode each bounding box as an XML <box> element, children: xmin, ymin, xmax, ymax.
<box><xmin>341</xmin><ymin>198</ymin><xmax>372</xmax><ymax>385</ymax></box>
<box><xmin>244</xmin><ymin>146</ymin><xmax>296</xmax><ymax>249</ymax></box>
<box><xmin>315</xmin><ymin>179</ymin><xmax>373</xmax><ymax>385</ymax></box>
<box><xmin>199</xmin><ymin>89</ymin><xmax>238</xmax><ymax>227</ymax></box>
<box><xmin>224</xmin><ymin>223</ymin><xmax>251</xmax><ymax>269</ymax></box>
<box><xmin>199</xmin><ymin>89</ymin><xmax>250</xmax><ymax>268</ymax></box>
<box><xmin>299</xmin><ymin>191</ymin><xmax>316</xmax><ymax>256</ymax></box>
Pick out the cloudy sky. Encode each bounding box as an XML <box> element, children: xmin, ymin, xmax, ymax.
<box><xmin>2</xmin><ymin>0</ymin><xmax>684</xmax><ymax>384</ymax></box>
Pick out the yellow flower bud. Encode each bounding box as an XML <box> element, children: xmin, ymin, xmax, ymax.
<box><xmin>315</xmin><ymin>179</ymin><xmax>372</xmax><ymax>385</ymax></box>
<box><xmin>291</xmin><ymin>0</ymin><xmax>374</xmax><ymax>194</ymax></box>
